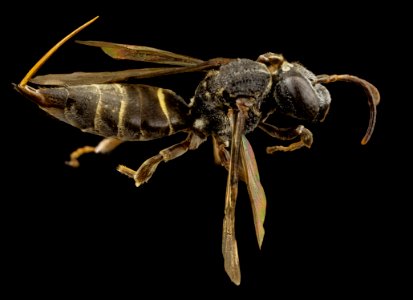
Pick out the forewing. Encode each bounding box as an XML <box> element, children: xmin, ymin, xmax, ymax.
<box><xmin>241</xmin><ymin>135</ymin><xmax>267</xmax><ymax>248</ymax></box>
<box><xmin>76</xmin><ymin>40</ymin><xmax>205</xmax><ymax>66</ymax></box>
<box><xmin>31</xmin><ymin>38</ymin><xmax>234</xmax><ymax>86</ymax></box>
<box><xmin>222</xmin><ymin>109</ymin><xmax>247</xmax><ymax>285</ymax></box>
<box><xmin>30</xmin><ymin>67</ymin><xmax>191</xmax><ymax>86</ymax></box>
<box><xmin>30</xmin><ymin>58</ymin><xmax>233</xmax><ymax>86</ymax></box>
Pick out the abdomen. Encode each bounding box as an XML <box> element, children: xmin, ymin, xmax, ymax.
<box><xmin>39</xmin><ymin>84</ymin><xmax>189</xmax><ymax>141</ymax></box>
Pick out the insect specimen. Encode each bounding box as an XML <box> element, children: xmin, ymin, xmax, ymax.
<box><xmin>14</xmin><ymin>16</ymin><xmax>380</xmax><ymax>285</ymax></box>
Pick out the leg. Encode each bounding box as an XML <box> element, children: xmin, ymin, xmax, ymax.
<box><xmin>117</xmin><ymin>133</ymin><xmax>205</xmax><ymax>187</ymax></box>
<box><xmin>212</xmin><ymin>136</ymin><xmax>230</xmax><ymax>167</ymax></box>
<box><xmin>212</xmin><ymin>136</ymin><xmax>247</xmax><ymax>182</ymax></box>
<box><xmin>259</xmin><ymin>122</ymin><xmax>313</xmax><ymax>154</ymax></box>
<box><xmin>65</xmin><ymin>137</ymin><xmax>122</xmax><ymax>167</ymax></box>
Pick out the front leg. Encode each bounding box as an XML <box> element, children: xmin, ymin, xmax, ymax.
<box><xmin>259</xmin><ymin>122</ymin><xmax>313</xmax><ymax>154</ymax></box>
<box><xmin>212</xmin><ymin>136</ymin><xmax>247</xmax><ymax>183</ymax></box>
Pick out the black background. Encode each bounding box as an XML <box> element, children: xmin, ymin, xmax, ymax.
<box><xmin>2</xmin><ymin>2</ymin><xmax>408</xmax><ymax>297</ymax></box>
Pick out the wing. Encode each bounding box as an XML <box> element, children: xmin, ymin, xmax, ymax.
<box><xmin>240</xmin><ymin>136</ymin><xmax>267</xmax><ymax>248</ymax></box>
<box><xmin>29</xmin><ymin>58</ymin><xmax>231</xmax><ymax>86</ymax></box>
<box><xmin>222</xmin><ymin>108</ymin><xmax>248</xmax><ymax>286</ymax></box>
<box><xmin>21</xmin><ymin>16</ymin><xmax>233</xmax><ymax>87</ymax></box>
<box><xmin>30</xmin><ymin>67</ymin><xmax>183</xmax><ymax>85</ymax></box>
<box><xmin>30</xmin><ymin>38</ymin><xmax>233</xmax><ymax>86</ymax></box>
<box><xmin>30</xmin><ymin>57</ymin><xmax>233</xmax><ymax>86</ymax></box>
<box><xmin>76</xmin><ymin>40</ymin><xmax>205</xmax><ymax>66</ymax></box>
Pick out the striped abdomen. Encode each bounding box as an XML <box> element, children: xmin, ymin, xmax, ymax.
<box><xmin>38</xmin><ymin>84</ymin><xmax>190</xmax><ymax>141</ymax></box>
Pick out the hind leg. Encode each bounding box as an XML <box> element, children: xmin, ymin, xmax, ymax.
<box><xmin>117</xmin><ymin>133</ymin><xmax>205</xmax><ymax>187</ymax></box>
<box><xmin>65</xmin><ymin>137</ymin><xmax>122</xmax><ymax>167</ymax></box>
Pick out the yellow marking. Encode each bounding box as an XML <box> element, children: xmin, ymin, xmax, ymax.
<box><xmin>281</xmin><ymin>62</ymin><xmax>293</xmax><ymax>72</ymax></box>
<box><xmin>93</xmin><ymin>85</ymin><xmax>103</xmax><ymax>132</ymax></box>
<box><xmin>157</xmin><ymin>88</ymin><xmax>174</xmax><ymax>135</ymax></box>
<box><xmin>115</xmin><ymin>84</ymin><xmax>128</xmax><ymax>137</ymax></box>
<box><xmin>19</xmin><ymin>16</ymin><xmax>99</xmax><ymax>88</ymax></box>
<box><xmin>116</xmin><ymin>84</ymin><xmax>144</xmax><ymax>139</ymax></box>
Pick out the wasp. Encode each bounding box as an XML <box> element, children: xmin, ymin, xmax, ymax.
<box><xmin>15</xmin><ymin>16</ymin><xmax>380</xmax><ymax>285</ymax></box>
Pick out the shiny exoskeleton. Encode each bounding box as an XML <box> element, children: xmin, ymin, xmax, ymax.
<box><xmin>28</xmin><ymin>83</ymin><xmax>190</xmax><ymax>140</ymax></box>
<box><xmin>191</xmin><ymin>57</ymin><xmax>332</xmax><ymax>146</ymax></box>
<box><xmin>15</xmin><ymin>17</ymin><xmax>380</xmax><ymax>285</ymax></box>
<box><xmin>18</xmin><ymin>55</ymin><xmax>331</xmax><ymax>170</ymax></box>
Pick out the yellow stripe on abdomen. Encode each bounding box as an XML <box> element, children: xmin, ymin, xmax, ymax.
<box><xmin>157</xmin><ymin>88</ymin><xmax>174</xmax><ymax>135</ymax></box>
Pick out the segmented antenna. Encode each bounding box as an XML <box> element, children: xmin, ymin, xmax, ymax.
<box><xmin>19</xmin><ymin>16</ymin><xmax>99</xmax><ymax>88</ymax></box>
<box><xmin>316</xmin><ymin>74</ymin><xmax>380</xmax><ymax>145</ymax></box>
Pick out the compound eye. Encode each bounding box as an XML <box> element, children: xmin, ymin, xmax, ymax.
<box><xmin>284</xmin><ymin>76</ymin><xmax>317</xmax><ymax>105</ymax></box>
<box><xmin>274</xmin><ymin>74</ymin><xmax>322</xmax><ymax>121</ymax></box>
